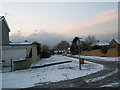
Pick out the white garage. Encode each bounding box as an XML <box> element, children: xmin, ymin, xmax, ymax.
<box><xmin>2</xmin><ymin>48</ymin><xmax>26</xmax><ymax>66</ymax></box>
<box><xmin>1</xmin><ymin>45</ymin><xmax>32</xmax><ymax>66</ymax></box>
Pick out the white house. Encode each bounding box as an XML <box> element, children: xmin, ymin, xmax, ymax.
<box><xmin>2</xmin><ymin>43</ymin><xmax>32</xmax><ymax>66</ymax></box>
<box><xmin>0</xmin><ymin>16</ymin><xmax>39</xmax><ymax>67</ymax></box>
<box><xmin>92</xmin><ymin>41</ymin><xmax>109</xmax><ymax>50</ymax></box>
<box><xmin>0</xmin><ymin>16</ymin><xmax>10</xmax><ymax>45</ymax></box>
<box><xmin>95</xmin><ymin>41</ymin><xmax>109</xmax><ymax>46</ymax></box>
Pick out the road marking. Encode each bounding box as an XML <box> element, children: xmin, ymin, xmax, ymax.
<box><xmin>100</xmin><ymin>82</ymin><xmax>120</xmax><ymax>87</ymax></box>
<box><xmin>85</xmin><ymin>68</ymin><xmax>118</xmax><ymax>83</ymax></box>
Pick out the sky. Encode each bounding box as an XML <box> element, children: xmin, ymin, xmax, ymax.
<box><xmin>0</xmin><ymin>2</ymin><xmax>118</xmax><ymax>47</ymax></box>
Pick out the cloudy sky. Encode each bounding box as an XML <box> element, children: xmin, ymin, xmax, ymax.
<box><xmin>0</xmin><ymin>2</ymin><xmax>118</xmax><ymax>47</ymax></box>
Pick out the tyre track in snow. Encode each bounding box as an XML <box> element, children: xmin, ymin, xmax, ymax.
<box><xmin>69</xmin><ymin>56</ymin><xmax>119</xmax><ymax>88</ymax></box>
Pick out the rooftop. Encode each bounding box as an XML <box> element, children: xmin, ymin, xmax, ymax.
<box><xmin>0</xmin><ymin>16</ymin><xmax>10</xmax><ymax>32</ymax></box>
<box><xmin>114</xmin><ymin>39</ymin><xmax>120</xmax><ymax>44</ymax></box>
<box><xmin>9</xmin><ymin>42</ymin><xmax>32</xmax><ymax>45</ymax></box>
<box><xmin>95</xmin><ymin>41</ymin><xmax>109</xmax><ymax>46</ymax></box>
<box><xmin>0</xmin><ymin>16</ymin><xmax>4</xmax><ymax>21</ymax></box>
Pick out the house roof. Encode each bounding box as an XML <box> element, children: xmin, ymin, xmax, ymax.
<box><xmin>0</xmin><ymin>16</ymin><xmax>10</xmax><ymax>32</ymax></box>
<box><xmin>0</xmin><ymin>16</ymin><xmax>4</xmax><ymax>21</ymax></box>
<box><xmin>95</xmin><ymin>41</ymin><xmax>109</xmax><ymax>46</ymax></box>
<box><xmin>114</xmin><ymin>39</ymin><xmax>120</xmax><ymax>44</ymax></box>
<box><xmin>9</xmin><ymin>42</ymin><xmax>32</xmax><ymax>45</ymax></box>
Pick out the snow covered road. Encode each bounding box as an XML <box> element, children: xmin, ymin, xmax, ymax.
<box><xmin>2</xmin><ymin>55</ymin><xmax>104</xmax><ymax>89</ymax></box>
<box><xmin>67</xmin><ymin>55</ymin><xmax>119</xmax><ymax>88</ymax></box>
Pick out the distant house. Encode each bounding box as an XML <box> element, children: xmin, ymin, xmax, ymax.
<box><xmin>109</xmin><ymin>39</ymin><xmax>120</xmax><ymax>48</ymax></box>
<box><xmin>81</xmin><ymin>39</ymin><xmax>120</xmax><ymax>57</ymax></box>
<box><xmin>0</xmin><ymin>16</ymin><xmax>10</xmax><ymax>45</ymax></box>
<box><xmin>92</xmin><ymin>41</ymin><xmax>109</xmax><ymax>50</ymax></box>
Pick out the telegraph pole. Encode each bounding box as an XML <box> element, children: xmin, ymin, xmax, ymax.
<box><xmin>78</xmin><ymin>37</ymin><xmax>82</xmax><ymax>70</ymax></box>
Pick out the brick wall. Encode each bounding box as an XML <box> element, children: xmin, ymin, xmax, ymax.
<box><xmin>81</xmin><ymin>48</ymin><xmax>119</xmax><ymax>57</ymax></box>
<box><xmin>13</xmin><ymin>58</ymin><xmax>34</xmax><ymax>71</ymax></box>
<box><xmin>109</xmin><ymin>39</ymin><xmax>119</xmax><ymax>48</ymax></box>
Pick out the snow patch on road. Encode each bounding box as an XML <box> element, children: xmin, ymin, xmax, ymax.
<box><xmin>100</xmin><ymin>82</ymin><xmax>120</xmax><ymax>87</ymax></box>
<box><xmin>85</xmin><ymin>68</ymin><xmax>118</xmax><ymax>83</ymax></box>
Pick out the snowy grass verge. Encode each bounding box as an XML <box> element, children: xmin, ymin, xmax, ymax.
<box><xmin>68</xmin><ymin>54</ymin><xmax>119</xmax><ymax>62</ymax></box>
<box><xmin>2</xmin><ymin>55</ymin><xmax>104</xmax><ymax>88</ymax></box>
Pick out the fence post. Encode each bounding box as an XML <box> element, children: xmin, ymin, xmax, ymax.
<box><xmin>11</xmin><ymin>59</ymin><xmax>13</xmax><ymax>72</ymax></box>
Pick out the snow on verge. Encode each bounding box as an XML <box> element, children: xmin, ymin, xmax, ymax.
<box><xmin>69</xmin><ymin>55</ymin><xmax>119</xmax><ymax>62</ymax></box>
<box><xmin>2</xmin><ymin>55</ymin><xmax>103</xmax><ymax>88</ymax></box>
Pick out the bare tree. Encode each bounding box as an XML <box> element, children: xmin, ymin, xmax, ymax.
<box><xmin>41</xmin><ymin>45</ymin><xmax>49</xmax><ymax>51</ymax></box>
<box><xmin>41</xmin><ymin>45</ymin><xmax>51</xmax><ymax>58</ymax></box>
<box><xmin>82</xmin><ymin>36</ymin><xmax>97</xmax><ymax>51</ymax></box>
<box><xmin>84</xmin><ymin>36</ymin><xmax>97</xmax><ymax>46</ymax></box>
<box><xmin>53</xmin><ymin>40</ymin><xmax>69</xmax><ymax>53</ymax></box>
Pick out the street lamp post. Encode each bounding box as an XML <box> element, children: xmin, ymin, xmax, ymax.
<box><xmin>78</xmin><ymin>37</ymin><xmax>82</xmax><ymax>70</ymax></box>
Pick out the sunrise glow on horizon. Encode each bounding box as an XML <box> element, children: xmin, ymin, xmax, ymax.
<box><xmin>0</xmin><ymin>2</ymin><xmax>118</xmax><ymax>46</ymax></box>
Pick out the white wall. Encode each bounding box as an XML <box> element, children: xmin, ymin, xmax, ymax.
<box><xmin>0</xmin><ymin>21</ymin><xmax>2</xmax><ymax>45</ymax></box>
<box><xmin>2</xmin><ymin>48</ymin><xmax>26</xmax><ymax>66</ymax></box>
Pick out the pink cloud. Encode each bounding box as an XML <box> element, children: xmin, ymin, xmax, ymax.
<box><xmin>55</xmin><ymin>9</ymin><xmax>118</xmax><ymax>38</ymax></box>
